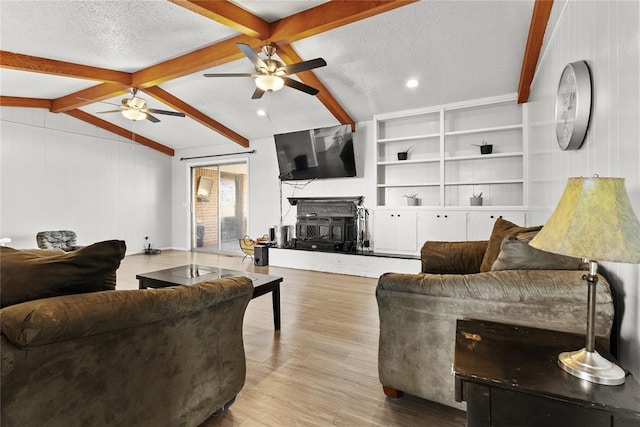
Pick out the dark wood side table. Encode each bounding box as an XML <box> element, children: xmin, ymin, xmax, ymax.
<box><xmin>453</xmin><ymin>319</ymin><xmax>640</xmax><ymax>427</ymax></box>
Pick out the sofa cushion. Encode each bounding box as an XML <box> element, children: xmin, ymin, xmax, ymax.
<box><xmin>421</xmin><ymin>240</ymin><xmax>488</xmax><ymax>274</ymax></box>
<box><xmin>479</xmin><ymin>218</ymin><xmax>542</xmax><ymax>272</ymax></box>
<box><xmin>0</xmin><ymin>240</ymin><xmax>126</xmax><ymax>307</ymax></box>
<box><xmin>491</xmin><ymin>231</ymin><xmax>585</xmax><ymax>271</ymax></box>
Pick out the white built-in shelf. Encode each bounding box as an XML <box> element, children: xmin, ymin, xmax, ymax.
<box><xmin>377</xmin><ymin>158</ymin><xmax>440</xmax><ymax>166</ymax></box>
<box><xmin>445</xmin><ymin>179</ymin><xmax>524</xmax><ymax>186</ymax></box>
<box><xmin>444</xmin><ymin>124</ymin><xmax>523</xmax><ymax>136</ymax></box>
<box><xmin>377</xmin><ymin>182</ymin><xmax>440</xmax><ymax>188</ymax></box>
<box><xmin>374</xmin><ymin>94</ymin><xmax>526</xmax><ymax>208</ymax></box>
<box><xmin>444</xmin><ymin>152</ymin><xmax>523</xmax><ymax>162</ymax></box>
<box><xmin>377</xmin><ymin>133</ymin><xmax>440</xmax><ymax>144</ymax></box>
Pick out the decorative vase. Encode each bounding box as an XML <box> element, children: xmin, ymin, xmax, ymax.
<box><xmin>480</xmin><ymin>145</ymin><xmax>493</xmax><ymax>155</ymax></box>
<box><xmin>397</xmin><ymin>152</ymin><xmax>408</xmax><ymax>161</ymax></box>
<box><xmin>406</xmin><ymin>197</ymin><xmax>419</xmax><ymax>206</ymax></box>
<box><xmin>470</xmin><ymin>197</ymin><xmax>483</xmax><ymax>206</ymax></box>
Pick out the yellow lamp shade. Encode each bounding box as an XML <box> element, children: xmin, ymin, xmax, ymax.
<box><xmin>530</xmin><ymin>177</ymin><xmax>640</xmax><ymax>263</ymax></box>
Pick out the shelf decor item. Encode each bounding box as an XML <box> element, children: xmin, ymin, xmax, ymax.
<box><xmin>403</xmin><ymin>193</ymin><xmax>419</xmax><ymax>206</ymax></box>
<box><xmin>397</xmin><ymin>146</ymin><xmax>412</xmax><ymax>161</ymax></box>
<box><xmin>469</xmin><ymin>192</ymin><xmax>483</xmax><ymax>206</ymax></box>
<box><xmin>473</xmin><ymin>141</ymin><xmax>493</xmax><ymax>154</ymax></box>
<box><xmin>529</xmin><ymin>176</ymin><xmax>640</xmax><ymax>385</ymax></box>
<box><xmin>555</xmin><ymin>61</ymin><xmax>592</xmax><ymax>151</ymax></box>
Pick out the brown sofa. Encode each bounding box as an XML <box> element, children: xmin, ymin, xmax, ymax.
<box><xmin>376</xmin><ymin>219</ymin><xmax>615</xmax><ymax>409</ymax></box>
<box><xmin>0</xmin><ymin>241</ymin><xmax>254</xmax><ymax>426</ymax></box>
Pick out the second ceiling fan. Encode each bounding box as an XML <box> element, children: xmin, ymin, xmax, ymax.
<box><xmin>96</xmin><ymin>88</ymin><xmax>186</xmax><ymax>123</ymax></box>
<box><xmin>204</xmin><ymin>43</ymin><xmax>327</xmax><ymax>99</ymax></box>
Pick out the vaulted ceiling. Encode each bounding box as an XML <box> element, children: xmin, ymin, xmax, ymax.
<box><xmin>0</xmin><ymin>0</ymin><xmax>552</xmax><ymax>156</ymax></box>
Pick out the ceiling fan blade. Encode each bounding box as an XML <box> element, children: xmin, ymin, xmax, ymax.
<box><xmin>237</xmin><ymin>43</ymin><xmax>267</xmax><ymax>71</ymax></box>
<box><xmin>203</xmin><ymin>73</ymin><xmax>256</xmax><ymax>78</ymax></box>
<box><xmin>147</xmin><ymin>108</ymin><xmax>186</xmax><ymax>117</ymax></box>
<box><xmin>96</xmin><ymin>110</ymin><xmax>123</xmax><ymax>114</ymax></box>
<box><xmin>145</xmin><ymin>113</ymin><xmax>161</xmax><ymax>123</ymax></box>
<box><xmin>251</xmin><ymin>87</ymin><xmax>265</xmax><ymax>99</ymax></box>
<box><xmin>282</xmin><ymin>77</ymin><xmax>320</xmax><ymax>96</ymax></box>
<box><xmin>282</xmin><ymin>58</ymin><xmax>327</xmax><ymax>75</ymax></box>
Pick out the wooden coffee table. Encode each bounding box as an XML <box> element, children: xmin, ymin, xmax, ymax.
<box><xmin>136</xmin><ymin>264</ymin><xmax>283</xmax><ymax>331</ymax></box>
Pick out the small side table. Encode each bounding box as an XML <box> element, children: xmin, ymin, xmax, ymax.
<box><xmin>453</xmin><ymin>319</ymin><xmax>640</xmax><ymax>427</ymax></box>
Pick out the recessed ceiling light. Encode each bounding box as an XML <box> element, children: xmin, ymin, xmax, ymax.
<box><xmin>406</xmin><ymin>79</ymin><xmax>419</xmax><ymax>88</ymax></box>
<box><xmin>257</xmin><ymin>109</ymin><xmax>267</xmax><ymax>116</ymax></box>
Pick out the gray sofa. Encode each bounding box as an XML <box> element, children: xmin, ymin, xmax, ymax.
<box><xmin>376</xmin><ymin>219</ymin><xmax>615</xmax><ymax>409</ymax></box>
<box><xmin>0</xmin><ymin>242</ymin><xmax>254</xmax><ymax>426</ymax></box>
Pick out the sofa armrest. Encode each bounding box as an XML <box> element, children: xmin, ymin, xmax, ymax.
<box><xmin>420</xmin><ymin>240</ymin><xmax>488</xmax><ymax>274</ymax></box>
<box><xmin>377</xmin><ymin>269</ymin><xmax>613</xmax><ymax>335</ymax></box>
<box><xmin>0</xmin><ymin>276</ymin><xmax>253</xmax><ymax>348</ymax></box>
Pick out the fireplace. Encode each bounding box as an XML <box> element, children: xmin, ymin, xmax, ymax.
<box><xmin>289</xmin><ymin>197</ymin><xmax>363</xmax><ymax>253</ymax></box>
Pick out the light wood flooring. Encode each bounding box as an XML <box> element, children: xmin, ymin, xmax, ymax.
<box><xmin>118</xmin><ymin>250</ymin><xmax>466</xmax><ymax>427</ymax></box>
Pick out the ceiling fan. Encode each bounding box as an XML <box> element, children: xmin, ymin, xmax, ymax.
<box><xmin>96</xmin><ymin>88</ymin><xmax>186</xmax><ymax>123</ymax></box>
<box><xmin>204</xmin><ymin>43</ymin><xmax>327</xmax><ymax>99</ymax></box>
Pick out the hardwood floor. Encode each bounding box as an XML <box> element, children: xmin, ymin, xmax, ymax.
<box><xmin>118</xmin><ymin>250</ymin><xmax>466</xmax><ymax>427</ymax></box>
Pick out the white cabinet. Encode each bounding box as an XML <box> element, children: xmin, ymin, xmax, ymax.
<box><xmin>374</xmin><ymin>94</ymin><xmax>526</xmax><ymax>209</ymax></box>
<box><xmin>466</xmin><ymin>211</ymin><xmax>526</xmax><ymax>241</ymax></box>
<box><xmin>417</xmin><ymin>211</ymin><xmax>467</xmax><ymax>243</ymax></box>
<box><xmin>372</xmin><ymin>210</ymin><xmax>417</xmax><ymax>254</ymax></box>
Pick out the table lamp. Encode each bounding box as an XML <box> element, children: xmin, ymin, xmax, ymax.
<box><xmin>529</xmin><ymin>176</ymin><xmax>640</xmax><ymax>385</ymax></box>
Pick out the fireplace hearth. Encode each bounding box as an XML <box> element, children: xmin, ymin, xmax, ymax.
<box><xmin>289</xmin><ymin>197</ymin><xmax>364</xmax><ymax>253</ymax></box>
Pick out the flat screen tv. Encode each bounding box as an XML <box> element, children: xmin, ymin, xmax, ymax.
<box><xmin>274</xmin><ymin>124</ymin><xmax>356</xmax><ymax>181</ymax></box>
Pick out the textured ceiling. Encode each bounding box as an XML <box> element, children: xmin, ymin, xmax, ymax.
<box><xmin>0</xmin><ymin>0</ymin><xmax>537</xmax><ymax>153</ymax></box>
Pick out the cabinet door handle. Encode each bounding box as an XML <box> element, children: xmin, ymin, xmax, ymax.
<box><xmin>444</xmin><ymin>215</ymin><xmax>448</xmax><ymax>218</ymax></box>
<box><xmin>391</xmin><ymin>214</ymin><xmax>395</xmax><ymax>217</ymax></box>
<box><xmin>490</xmin><ymin>215</ymin><xmax>494</xmax><ymax>218</ymax></box>
<box><xmin>436</xmin><ymin>215</ymin><xmax>440</xmax><ymax>218</ymax></box>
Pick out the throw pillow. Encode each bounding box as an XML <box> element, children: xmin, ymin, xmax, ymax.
<box><xmin>491</xmin><ymin>230</ymin><xmax>585</xmax><ymax>271</ymax></box>
<box><xmin>479</xmin><ymin>218</ymin><xmax>542</xmax><ymax>272</ymax></box>
<box><xmin>421</xmin><ymin>240</ymin><xmax>488</xmax><ymax>274</ymax></box>
<box><xmin>0</xmin><ymin>240</ymin><xmax>126</xmax><ymax>307</ymax></box>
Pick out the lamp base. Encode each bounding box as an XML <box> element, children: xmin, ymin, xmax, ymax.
<box><xmin>558</xmin><ymin>348</ymin><xmax>626</xmax><ymax>385</ymax></box>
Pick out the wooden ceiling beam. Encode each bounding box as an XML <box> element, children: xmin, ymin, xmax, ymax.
<box><xmin>269</xmin><ymin>0</ymin><xmax>418</xmax><ymax>44</ymax></box>
<box><xmin>65</xmin><ymin>109</ymin><xmax>175</xmax><ymax>156</ymax></box>
<box><xmin>0</xmin><ymin>51</ymin><xmax>131</xmax><ymax>84</ymax></box>
<box><xmin>169</xmin><ymin>0</ymin><xmax>270</xmax><ymax>39</ymax></box>
<box><xmin>134</xmin><ymin>1</ymin><xmax>417</xmax><ymax>88</ymax></box>
<box><xmin>132</xmin><ymin>34</ymin><xmax>260</xmax><ymax>88</ymax></box>
<box><xmin>277</xmin><ymin>44</ymin><xmax>355</xmax><ymax>131</ymax></box>
<box><xmin>0</xmin><ymin>96</ymin><xmax>52</xmax><ymax>109</ymax></box>
<box><xmin>143</xmin><ymin>86</ymin><xmax>249</xmax><ymax>148</ymax></box>
<box><xmin>517</xmin><ymin>0</ymin><xmax>554</xmax><ymax>104</ymax></box>
<box><xmin>51</xmin><ymin>83</ymin><xmax>130</xmax><ymax>113</ymax></box>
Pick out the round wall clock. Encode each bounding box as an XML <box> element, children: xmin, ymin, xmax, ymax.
<box><xmin>555</xmin><ymin>61</ymin><xmax>592</xmax><ymax>150</ymax></box>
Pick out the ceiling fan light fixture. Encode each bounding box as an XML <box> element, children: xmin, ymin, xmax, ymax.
<box><xmin>255</xmin><ymin>75</ymin><xmax>284</xmax><ymax>92</ymax></box>
<box><xmin>122</xmin><ymin>109</ymin><xmax>147</xmax><ymax>121</ymax></box>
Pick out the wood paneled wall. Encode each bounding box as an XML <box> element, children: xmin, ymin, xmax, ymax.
<box><xmin>526</xmin><ymin>0</ymin><xmax>640</xmax><ymax>378</ymax></box>
<box><xmin>0</xmin><ymin>107</ymin><xmax>172</xmax><ymax>253</ymax></box>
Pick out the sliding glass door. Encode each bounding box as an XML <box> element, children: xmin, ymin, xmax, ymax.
<box><xmin>191</xmin><ymin>162</ymin><xmax>248</xmax><ymax>254</ymax></box>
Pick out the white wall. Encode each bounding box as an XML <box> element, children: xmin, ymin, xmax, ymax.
<box><xmin>170</xmin><ymin>121</ymin><xmax>375</xmax><ymax>249</ymax></box>
<box><xmin>527</xmin><ymin>0</ymin><xmax>640</xmax><ymax>377</ymax></box>
<box><xmin>0</xmin><ymin>107</ymin><xmax>172</xmax><ymax>253</ymax></box>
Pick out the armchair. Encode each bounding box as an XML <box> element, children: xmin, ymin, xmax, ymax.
<box><xmin>376</xmin><ymin>219</ymin><xmax>615</xmax><ymax>409</ymax></box>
